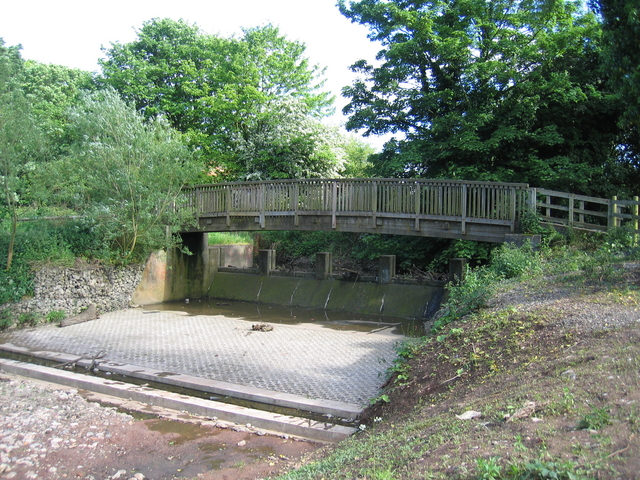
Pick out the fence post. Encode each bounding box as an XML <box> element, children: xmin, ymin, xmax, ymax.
<box><xmin>634</xmin><ymin>196</ymin><xmax>639</xmax><ymax>246</ymax></box>
<box><xmin>372</xmin><ymin>180</ymin><xmax>378</xmax><ymax>228</ymax></box>
<box><xmin>461</xmin><ymin>184</ymin><xmax>467</xmax><ymax>235</ymax></box>
<box><xmin>608</xmin><ymin>196</ymin><xmax>618</xmax><ymax>230</ymax></box>
<box><xmin>259</xmin><ymin>183</ymin><xmax>266</xmax><ymax>228</ymax></box>
<box><xmin>568</xmin><ymin>194</ymin><xmax>575</xmax><ymax>229</ymax></box>
<box><xmin>414</xmin><ymin>182</ymin><xmax>421</xmax><ymax>231</ymax></box>
<box><xmin>331</xmin><ymin>181</ymin><xmax>337</xmax><ymax>229</ymax></box>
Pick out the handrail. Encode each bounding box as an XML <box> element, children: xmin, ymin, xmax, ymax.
<box><xmin>182</xmin><ymin>179</ymin><xmax>531</xmax><ymax>233</ymax></box>
<box><xmin>181</xmin><ymin>179</ymin><xmax>639</xmax><ymax>241</ymax></box>
<box><xmin>532</xmin><ymin>188</ymin><xmax>639</xmax><ymax>235</ymax></box>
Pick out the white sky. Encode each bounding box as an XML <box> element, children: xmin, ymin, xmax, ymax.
<box><xmin>0</xmin><ymin>0</ymin><xmax>391</xmax><ymax>150</ymax></box>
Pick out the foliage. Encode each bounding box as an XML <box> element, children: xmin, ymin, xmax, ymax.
<box><xmin>46</xmin><ymin>310</ymin><xmax>66</xmax><ymax>323</ymax></box>
<box><xmin>99</xmin><ymin>19</ymin><xmax>334</xmax><ymax>180</ymax></box>
<box><xmin>433</xmin><ymin>266</ymin><xmax>501</xmax><ymax>331</ymax></box>
<box><xmin>0</xmin><ymin>309</ymin><xmax>12</xmax><ymax>330</ymax></box>
<box><xmin>593</xmin><ymin>0</ymin><xmax>640</xmax><ymax>132</ymax></box>
<box><xmin>491</xmin><ymin>243</ymin><xmax>543</xmax><ymax>279</ymax></box>
<box><xmin>429</xmin><ymin>240</ymin><xmax>495</xmax><ymax>271</ymax></box>
<box><xmin>33</xmin><ymin>89</ymin><xmax>200</xmax><ymax>261</ymax></box>
<box><xmin>577</xmin><ymin>406</ymin><xmax>611</xmax><ymax>430</ymax></box>
<box><xmin>231</xmin><ymin>97</ymin><xmax>346</xmax><ymax>180</ymax></box>
<box><xmin>339</xmin><ymin>0</ymin><xmax>636</xmax><ymax>196</ymax></box>
<box><xmin>208</xmin><ymin>232</ymin><xmax>253</xmax><ymax>246</ymax></box>
<box><xmin>0</xmin><ymin>39</ymin><xmax>48</xmax><ymax>269</ymax></box>
<box><xmin>17</xmin><ymin>311</ymin><xmax>39</xmax><ymax>327</ymax></box>
<box><xmin>20</xmin><ymin>61</ymin><xmax>96</xmax><ymax>150</ymax></box>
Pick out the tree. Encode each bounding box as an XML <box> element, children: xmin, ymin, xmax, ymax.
<box><xmin>35</xmin><ymin>89</ymin><xmax>200</xmax><ymax>260</ymax></box>
<box><xmin>339</xmin><ymin>0</ymin><xmax>635</xmax><ymax>196</ymax></box>
<box><xmin>20</xmin><ymin>61</ymin><xmax>95</xmax><ymax>150</ymax></box>
<box><xmin>99</xmin><ymin>19</ymin><xmax>334</xmax><ymax>179</ymax></box>
<box><xmin>0</xmin><ymin>39</ymin><xmax>47</xmax><ymax>270</ymax></box>
<box><xmin>229</xmin><ymin>97</ymin><xmax>345</xmax><ymax>180</ymax></box>
<box><xmin>591</xmin><ymin>0</ymin><xmax>640</xmax><ymax>162</ymax></box>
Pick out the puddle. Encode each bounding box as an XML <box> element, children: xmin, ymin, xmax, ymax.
<box><xmin>147</xmin><ymin>418</ymin><xmax>222</xmax><ymax>445</ymax></box>
<box><xmin>144</xmin><ymin>298</ymin><xmax>426</xmax><ymax>336</ymax></box>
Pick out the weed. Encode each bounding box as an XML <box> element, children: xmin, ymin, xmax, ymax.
<box><xmin>0</xmin><ymin>309</ymin><xmax>13</xmax><ymax>331</ymax></box>
<box><xmin>17</xmin><ymin>312</ymin><xmax>40</xmax><ymax>327</ymax></box>
<box><xmin>577</xmin><ymin>407</ymin><xmax>611</xmax><ymax>431</ymax></box>
<box><xmin>476</xmin><ymin>457</ymin><xmax>502</xmax><ymax>480</ymax></box>
<box><xmin>46</xmin><ymin>310</ymin><xmax>66</xmax><ymax>323</ymax></box>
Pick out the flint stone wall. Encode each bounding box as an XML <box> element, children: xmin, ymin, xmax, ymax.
<box><xmin>8</xmin><ymin>263</ymin><xmax>144</xmax><ymax>316</ymax></box>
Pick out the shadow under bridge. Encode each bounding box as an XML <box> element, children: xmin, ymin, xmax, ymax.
<box><xmin>182</xmin><ymin>178</ymin><xmax>532</xmax><ymax>243</ymax></box>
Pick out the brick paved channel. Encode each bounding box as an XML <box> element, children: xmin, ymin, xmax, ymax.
<box><xmin>0</xmin><ymin>309</ymin><xmax>402</xmax><ymax>406</ymax></box>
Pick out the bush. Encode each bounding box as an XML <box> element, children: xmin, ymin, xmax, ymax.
<box><xmin>0</xmin><ymin>310</ymin><xmax>13</xmax><ymax>331</ymax></box>
<box><xmin>46</xmin><ymin>310</ymin><xmax>66</xmax><ymax>323</ymax></box>
<box><xmin>490</xmin><ymin>243</ymin><xmax>542</xmax><ymax>279</ymax></box>
<box><xmin>17</xmin><ymin>311</ymin><xmax>40</xmax><ymax>327</ymax></box>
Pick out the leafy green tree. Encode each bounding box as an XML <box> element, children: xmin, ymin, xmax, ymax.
<box><xmin>591</xmin><ymin>0</ymin><xmax>640</xmax><ymax>161</ymax></box>
<box><xmin>99</xmin><ymin>19</ymin><xmax>333</xmax><ymax>179</ymax></box>
<box><xmin>339</xmin><ymin>0</ymin><xmax>634</xmax><ymax>196</ymax></box>
<box><xmin>230</xmin><ymin>97</ymin><xmax>345</xmax><ymax>180</ymax></box>
<box><xmin>0</xmin><ymin>39</ymin><xmax>47</xmax><ymax>269</ymax></box>
<box><xmin>339</xmin><ymin>136</ymin><xmax>376</xmax><ymax>178</ymax></box>
<box><xmin>35</xmin><ymin>89</ymin><xmax>200</xmax><ymax>260</ymax></box>
<box><xmin>20</xmin><ymin>61</ymin><xmax>95</xmax><ymax>150</ymax></box>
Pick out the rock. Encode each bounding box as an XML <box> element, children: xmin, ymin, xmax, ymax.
<box><xmin>237</xmin><ymin>440</ymin><xmax>247</xmax><ymax>446</ymax></box>
<box><xmin>506</xmin><ymin>402</ymin><xmax>537</xmax><ymax>422</ymax></box>
<box><xmin>252</xmin><ymin>323</ymin><xmax>274</xmax><ymax>332</ymax></box>
<box><xmin>455</xmin><ymin>410</ymin><xmax>482</xmax><ymax>420</ymax></box>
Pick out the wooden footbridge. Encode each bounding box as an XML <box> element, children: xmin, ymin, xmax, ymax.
<box><xmin>182</xmin><ymin>179</ymin><xmax>639</xmax><ymax>243</ymax></box>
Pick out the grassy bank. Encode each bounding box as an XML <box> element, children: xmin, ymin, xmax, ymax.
<box><xmin>273</xmin><ymin>233</ymin><xmax>640</xmax><ymax>479</ymax></box>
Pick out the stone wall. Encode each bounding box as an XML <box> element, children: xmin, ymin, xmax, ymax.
<box><xmin>7</xmin><ymin>263</ymin><xmax>144</xmax><ymax>316</ymax></box>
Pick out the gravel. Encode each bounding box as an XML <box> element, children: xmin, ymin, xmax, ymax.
<box><xmin>0</xmin><ymin>377</ymin><xmax>137</xmax><ymax>480</ymax></box>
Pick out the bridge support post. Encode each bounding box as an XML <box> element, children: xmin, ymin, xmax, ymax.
<box><xmin>258</xmin><ymin>249</ymin><xmax>275</xmax><ymax>276</ymax></box>
<box><xmin>379</xmin><ymin>255</ymin><xmax>396</xmax><ymax>284</ymax></box>
<box><xmin>448</xmin><ymin>258</ymin><xmax>467</xmax><ymax>285</ymax></box>
<box><xmin>316</xmin><ymin>252</ymin><xmax>333</xmax><ymax>280</ymax></box>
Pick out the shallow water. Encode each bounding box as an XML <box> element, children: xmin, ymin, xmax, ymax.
<box><xmin>143</xmin><ymin>298</ymin><xmax>426</xmax><ymax>337</ymax></box>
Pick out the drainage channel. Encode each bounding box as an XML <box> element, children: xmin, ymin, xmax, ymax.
<box><xmin>0</xmin><ymin>344</ymin><xmax>360</xmax><ymax>443</ymax></box>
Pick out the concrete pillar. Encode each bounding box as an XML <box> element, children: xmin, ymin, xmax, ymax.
<box><xmin>315</xmin><ymin>252</ymin><xmax>333</xmax><ymax>280</ymax></box>
<box><xmin>379</xmin><ymin>255</ymin><xmax>396</xmax><ymax>284</ymax></box>
<box><xmin>258</xmin><ymin>249</ymin><xmax>274</xmax><ymax>276</ymax></box>
<box><xmin>448</xmin><ymin>258</ymin><xmax>467</xmax><ymax>285</ymax></box>
<box><xmin>167</xmin><ymin>232</ymin><xmax>212</xmax><ymax>301</ymax></box>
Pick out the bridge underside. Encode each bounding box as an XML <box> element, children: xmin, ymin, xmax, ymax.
<box><xmin>187</xmin><ymin>213</ymin><xmax>515</xmax><ymax>243</ymax></box>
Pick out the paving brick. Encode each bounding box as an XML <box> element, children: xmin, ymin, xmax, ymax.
<box><xmin>0</xmin><ymin>309</ymin><xmax>401</xmax><ymax>406</ymax></box>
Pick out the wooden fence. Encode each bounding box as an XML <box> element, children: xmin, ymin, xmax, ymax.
<box><xmin>183</xmin><ymin>179</ymin><xmax>531</xmax><ymax>235</ymax></box>
<box><xmin>533</xmin><ymin>188</ymin><xmax>640</xmax><ymax>237</ymax></box>
<box><xmin>181</xmin><ymin>180</ymin><xmax>640</xmax><ymax>242</ymax></box>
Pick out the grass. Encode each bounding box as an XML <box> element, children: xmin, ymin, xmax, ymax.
<box><xmin>273</xmin><ymin>234</ymin><xmax>640</xmax><ymax>480</ymax></box>
<box><xmin>208</xmin><ymin>232</ymin><xmax>253</xmax><ymax>245</ymax></box>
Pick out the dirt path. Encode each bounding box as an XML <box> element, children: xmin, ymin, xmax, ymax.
<box><xmin>0</xmin><ymin>375</ymin><xmax>318</xmax><ymax>480</ymax></box>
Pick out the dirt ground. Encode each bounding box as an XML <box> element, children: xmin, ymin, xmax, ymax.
<box><xmin>0</xmin><ymin>376</ymin><xmax>318</xmax><ymax>480</ymax></box>
<box><xmin>348</xmin><ymin>263</ymin><xmax>640</xmax><ymax>479</ymax></box>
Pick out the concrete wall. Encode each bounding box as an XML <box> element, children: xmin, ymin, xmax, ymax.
<box><xmin>132</xmin><ymin>233</ymin><xmax>218</xmax><ymax>305</ymax></box>
<box><xmin>207</xmin><ymin>272</ymin><xmax>442</xmax><ymax>319</ymax></box>
<box><xmin>215</xmin><ymin>244</ymin><xmax>253</xmax><ymax>268</ymax></box>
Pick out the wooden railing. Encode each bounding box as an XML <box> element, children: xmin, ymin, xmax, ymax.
<box><xmin>183</xmin><ymin>179</ymin><xmax>531</xmax><ymax>234</ymax></box>
<box><xmin>533</xmin><ymin>188</ymin><xmax>640</xmax><ymax>236</ymax></box>
<box><xmin>181</xmin><ymin>179</ymin><xmax>639</xmax><ymax>241</ymax></box>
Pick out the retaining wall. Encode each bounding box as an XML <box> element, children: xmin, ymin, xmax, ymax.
<box><xmin>6</xmin><ymin>262</ymin><xmax>144</xmax><ymax>316</ymax></box>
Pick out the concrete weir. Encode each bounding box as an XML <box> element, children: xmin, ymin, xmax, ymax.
<box><xmin>0</xmin><ymin>357</ymin><xmax>355</xmax><ymax>443</ymax></box>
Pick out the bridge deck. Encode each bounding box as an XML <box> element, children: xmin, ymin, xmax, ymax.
<box><xmin>183</xmin><ymin>179</ymin><xmax>532</xmax><ymax>243</ymax></box>
<box><xmin>181</xmin><ymin>179</ymin><xmax>639</xmax><ymax>243</ymax></box>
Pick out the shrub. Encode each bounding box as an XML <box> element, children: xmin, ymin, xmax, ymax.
<box><xmin>0</xmin><ymin>310</ymin><xmax>13</xmax><ymax>331</ymax></box>
<box><xmin>46</xmin><ymin>310</ymin><xmax>66</xmax><ymax>323</ymax></box>
<box><xmin>490</xmin><ymin>243</ymin><xmax>542</xmax><ymax>279</ymax></box>
<box><xmin>17</xmin><ymin>311</ymin><xmax>40</xmax><ymax>327</ymax></box>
